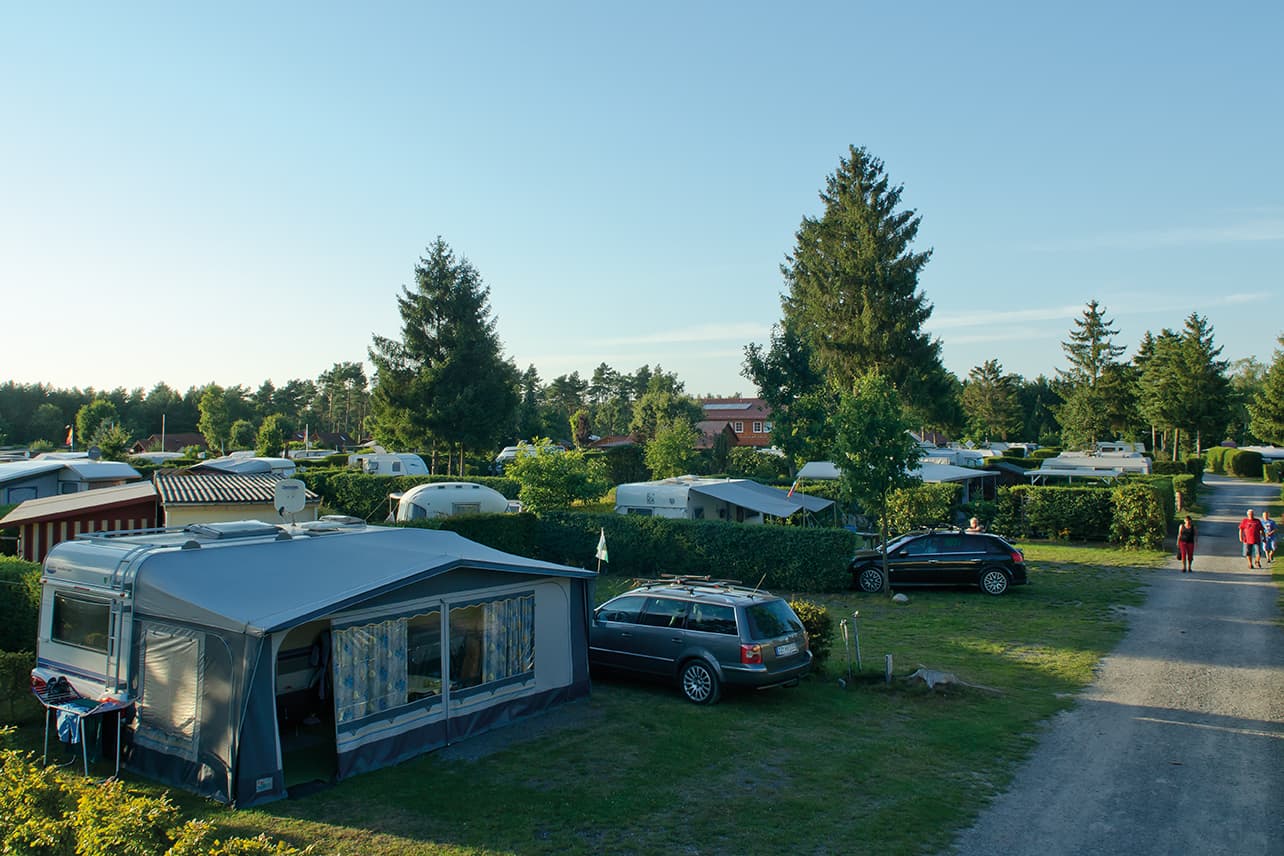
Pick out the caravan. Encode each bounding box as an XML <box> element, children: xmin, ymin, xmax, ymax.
<box><xmin>348</xmin><ymin>453</ymin><xmax>429</xmax><ymax>476</ymax></box>
<box><xmin>33</xmin><ymin>520</ymin><xmax>594</xmax><ymax>806</ymax></box>
<box><xmin>392</xmin><ymin>482</ymin><xmax>516</xmax><ymax>521</ymax></box>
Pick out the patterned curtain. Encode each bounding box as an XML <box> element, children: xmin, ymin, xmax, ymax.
<box><xmin>333</xmin><ymin>618</ymin><xmax>408</xmax><ymax>725</ymax></box>
<box><xmin>483</xmin><ymin>596</ymin><xmax>535</xmax><ymax>684</ymax></box>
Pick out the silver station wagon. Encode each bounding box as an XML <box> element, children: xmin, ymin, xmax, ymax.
<box><xmin>589</xmin><ymin>577</ymin><xmax>812</xmax><ymax>704</ymax></box>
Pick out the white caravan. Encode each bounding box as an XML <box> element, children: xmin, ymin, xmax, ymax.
<box><xmin>348</xmin><ymin>453</ymin><xmax>429</xmax><ymax>476</ymax></box>
<box><xmin>392</xmin><ymin>482</ymin><xmax>515</xmax><ymax>521</ymax></box>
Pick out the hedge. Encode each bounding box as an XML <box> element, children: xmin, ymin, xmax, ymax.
<box><xmin>1226</xmin><ymin>449</ymin><xmax>1264</xmax><ymax>478</ymax></box>
<box><xmin>1265</xmin><ymin>461</ymin><xmax>1284</xmax><ymax>483</ymax></box>
<box><xmin>536</xmin><ymin>511</ymin><xmax>856</xmax><ymax>593</ymax></box>
<box><xmin>886</xmin><ymin>483</ymin><xmax>963</xmax><ymax>532</ymax></box>
<box><xmin>1151</xmin><ymin>461</ymin><xmax>1187</xmax><ymax>476</ymax></box>
<box><xmin>1186</xmin><ymin>457</ymin><xmax>1205</xmax><ymax>479</ymax></box>
<box><xmin>984</xmin><ymin>455</ymin><xmax>1041</xmax><ymax>470</ymax></box>
<box><xmin>297</xmin><ymin>470</ymin><xmax>521</xmax><ymax>520</ymax></box>
<box><xmin>992</xmin><ymin>485</ymin><xmax>1113</xmax><ymax>541</ymax></box>
<box><xmin>398</xmin><ymin>513</ymin><xmax>541</xmax><ymax>558</ymax></box>
<box><xmin>0</xmin><ymin>556</ymin><xmax>41</xmax><ymax>653</ymax></box>
<box><xmin>1111</xmin><ymin>482</ymin><xmax>1167</xmax><ymax>549</ymax></box>
<box><xmin>1205</xmin><ymin>446</ymin><xmax>1230</xmax><ymax>474</ymax></box>
<box><xmin>0</xmin><ymin>650</ymin><xmax>38</xmax><ymax>723</ymax></box>
<box><xmin>1173</xmin><ymin>474</ymin><xmax>1197</xmax><ymax>510</ymax></box>
<box><xmin>1030</xmin><ymin>448</ymin><xmax>1060</xmax><ymax>459</ymax></box>
<box><xmin>1130</xmin><ymin>475</ymin><xmax>1175</xmax><ymax>525</ymax></box>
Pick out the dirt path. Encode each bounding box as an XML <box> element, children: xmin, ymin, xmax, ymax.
<box><xmin>949</xmin><ymin>473</ymin><xmax>1284</xmax><ymax>855</ymax></box>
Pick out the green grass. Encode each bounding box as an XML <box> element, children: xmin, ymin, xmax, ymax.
<box><xmin>6</xmin><ymin>543</ymin><xmax>1167</xmax><ymax>855</ymax></box>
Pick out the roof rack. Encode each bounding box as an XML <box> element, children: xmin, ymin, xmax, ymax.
<box><xmin>631</xmin><ymin>574</ymin><xmax>747</xmax><ymax>591</ymax></box>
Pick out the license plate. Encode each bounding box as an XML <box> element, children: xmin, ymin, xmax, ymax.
<box><xmin>775</xmin><ymin>642</ymin><xmax>798</xmax><ymax>656</ymax></box>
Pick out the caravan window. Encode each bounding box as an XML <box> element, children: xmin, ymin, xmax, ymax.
<box><xmin>51</xmin><ymin>592</ymin><xmax>110</xmax><ymax>653</ymax></box>
<box><xmin>406</xmin><ymin>609</ymin><xmax>442</xmax><ymax>701</ymax></box>
<box><xmin>449</xmin><ymin>594</ymin><xmax>535</xmax><ymax>696</ymax></box>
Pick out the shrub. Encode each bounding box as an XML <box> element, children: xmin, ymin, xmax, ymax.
<box><xmin>787</xmin><ymin>599</ymin><xmax>833</xmax><ymax>670</ymax></box>
<box><xmin>1110</xmin><ymin>482</ymin><xmax>1166</xmax><ymax>549</ymax></box>
<box><xmin>960</xmin><ymin>499</ymin><xmax>998</xmax><ymax>530</ymax></box>
<box><xmin>1265</xmin><ymin>461</ymin><xmax>1284</xmax><ymax>483</ymax></box>
<box><xmin>1186</xmin><ymin>457</ymin><xmax>1205</xmax><ymax>478</ymax></box>
<box><xmin>1031</xmin><ymin>448</ymin><xmax>1060</xmax><ymax>459</ymax></box>
<box><xmin>1227</xmin><ymin>449</ymin><xmax>1263</xmax><ymax>478</ymax></box>
<box><xmin>984</xmin><ymin>455</ymin><xmax>1040</xmax><ymax>469</ymax></box>
<box><xmin>598</xmin><ymin>445</ymin><xmax>648</xmax><ymax>486</ymax></box>
<box><xmin>1130</xmin><ymin>475</ymin><xmax>1175</xmax><ymax>525</ymax></box>
<box><xmin>993</xmin><ymin>485</ymin><xmax>1113</xmax><ymax>541</ymax></box>
<box><xmin>0</xmin><ymin>650</ymin><xmax>38</xmax><ymax>723</ymax></box>
<box><xmin>1173</xmin><ymin>474</ymin><xmax>1197</xmax><ymax>510</ymax></box>
<box><xmin>1204</xmin><ymin>446</ymin><xmax>1228</xmax><ymax>474</ymax></box>
<box><xmin>398</xmin><ymin>513</ymin><xmax>541</xmax><ymax>558</ymax></box>
<box><xmin>537</xmin><ymin>511</ymin><xmax>856</xmax><ymax>592</ymax></box>
<box><xmin>885</xmin><ymin>483</ymin><xmax>962</xmax><ymax>532</ymax></box>
<box><xmin>0</xmin><ymin>556</ymin><xmax>41</xmax><ymax>652</ymax></box>
<box><xmin>1151</xmin><ymin>461</ymin><xmax>1187</xmax><ymax>476</ymax></box>
<box><xmin>0</xmin><ymin>739</ymin><xmax>80</xmax><ymax>854</ymax></box>
<box><xmin>73</xmin><ymin>779</ymin><xmax>179</xmax><ymax>856</ymax></box>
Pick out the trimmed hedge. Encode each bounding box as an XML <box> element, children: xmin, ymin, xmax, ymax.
<box><xmin>1205</xmin><ymin>446</ymin><xmax>1230</xmax><ymax>474</ymax></box>
<box><xmin>1151</xmin><ymin>461</ymin><xmax>1187</xmax><ymax>476</ymax></box>
<box><xmin>537</xmin><ymin>511</ymin><xmax>856</xmax><ymax>593</ymax></box>
<box><xmin>1030</xmin><ymin>448</ymin><xmax>1060</xmax><ymax>459</ymax></box>
<box><xmin>1130</xmin><ymin>475</ymin><xmax>1175</xmax><ymax>525</ymax></box>
<box><xmin>1186</xmin><ymin>457</ymin><xmax>1205</xmax><ymax>478</ymax></box>
<box><xmin>1111</xmin><ymin>482</ymin><xmax>1167</xmax><ymax>549</ymax></box>
<box><xmin>0</xmin><ymin>556</ymin><xmax>41</xmax><ymax>653</ymax></box>
<box><xmin>984</xmin><ymin>455</ymin><xmax>1041</xmax><ymax>470</ymax></box>
<box><xmin>992</xmin><ymin>485</ymin><xmax>1113</xmax><ymax>541</ymax></box>
<box><xmin>1265</xmin><ymin>461</ymin><xmax>1284</xmax><ymax>483</ymax></box>
<box><xmin>398</xmin><ymin>513</ymin><xmax>540</xmax><ymax>558</ymax></box>
<box><xmin>0</xmin><ymin>650</ymin><xmax>38</xmax><ymax>723</ymax></box>
<box><xmin>1226</xmin><ymin>449</ymin><xmax>1264</xmax><ymax>478</ymax></box>
<box><xmin>1173</xmin><ymin>474</ymin><xmax>1197</xmax><ymax>509</ymax></box>
<box><xmin>297</xmin><ymin>470</ymin><xmax>520</xmax><ymax>519</ymax></box>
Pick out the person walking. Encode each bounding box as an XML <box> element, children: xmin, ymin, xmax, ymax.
<box><xmin>1176</xmin><ymin>515</ymin><xmax>1196</xmax><ymax>572</ymax></box>
<box><xmin>1238</xmin><ymin>508</ymin><xmax>1266</xmax><ymax>569</ymax></box>
<box><xmin>1261</xmin><ymin>510</ymin><xmax>1277</xmax><ymax>564</ymax></box>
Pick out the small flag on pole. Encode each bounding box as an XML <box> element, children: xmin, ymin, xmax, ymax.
<box><xmin>786</xmin><ymin>478</ymin><xmax>800</xmax><ymax>498</ymax></box>
<box><xmin>595</xmin><ymin>528</ymin><xmax>609</xmax><ymax>564</ymax></box>
<box><xmin>64</xmin><ymin>425</ymin><xmax>74</xmax><ymax>448</ymax></box>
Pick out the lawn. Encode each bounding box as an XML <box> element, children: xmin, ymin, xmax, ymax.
<box><xmin>11</xmin><ymin>542</ymin><xmax>1166</xmax><ymax>855</ymax></box>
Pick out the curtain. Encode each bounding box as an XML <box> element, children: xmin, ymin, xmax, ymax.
<box><xmin>482</xmin><ymin>596</ymin><xmax>535</xmax><ymax>684</ymax></box>
<box><xmin>333</xmin><ymin>619</ymin><xmax>408</xmax><ymax>725</ymax></box>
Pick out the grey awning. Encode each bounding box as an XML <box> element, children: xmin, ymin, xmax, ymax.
<box><xmin>688</xmin><ymin>480</ymin><xmax>833</xmax><ymax>518</ymax></box>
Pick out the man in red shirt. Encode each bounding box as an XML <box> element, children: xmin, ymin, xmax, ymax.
<box><xmin>1239</xmin><ymin>508</ymin><xmax>1266</xmax><ymax>569</ymax></box>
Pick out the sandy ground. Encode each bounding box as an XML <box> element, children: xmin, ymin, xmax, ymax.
<box><xmin>949</xmin><ymin>474</ymin><xmax>1284</xmax><ymax>855</ymax></box>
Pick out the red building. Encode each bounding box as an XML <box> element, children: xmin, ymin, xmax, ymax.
<box><xmin>0</xmin><ymin>482</ymin><xmax>158</xmax><ymax>563</ymax></box>
<box><xmin>698</xmin><ymin>398</ymin><xmax>774</xmax><ymax>448</ymax></box>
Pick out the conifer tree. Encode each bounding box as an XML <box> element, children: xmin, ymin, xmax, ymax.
<box><xmin>1249</xmin><ymin>336</ymin><xmax>1284</xmax><ymax>445</ymax></box>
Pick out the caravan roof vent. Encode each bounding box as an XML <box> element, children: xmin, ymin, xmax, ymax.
<box><xmin>181</xmin><ymin>540</ymin><xmax>201</xmax><ymax>550</ymax></box>
<box><xmin>183</xmin><ymin>521</ymin><xmax>283</xmax><ymax>540</ymax></box>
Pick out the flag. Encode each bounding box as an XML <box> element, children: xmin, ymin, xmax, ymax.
<box><xmin>786</xmin><ymin>478</ymin><xmax>800</xmax><ymax>498</ymax></box>
<box><xmin>64</xmin><ymin>425</ymin><xmax>74</xmax><ymax>447</ymax></box>
<box><xmin>595</xmin><ymin>528</ymin><xmax>609</xmax><ymax>563</ymax></box>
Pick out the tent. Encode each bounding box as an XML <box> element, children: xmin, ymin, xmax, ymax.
<box><xmin>36</xmin><ymin>523</ymin><xmax>595</xmax><ymax>806</ymax></box>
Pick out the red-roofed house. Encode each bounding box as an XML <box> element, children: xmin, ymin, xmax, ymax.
<box><xmin>698</xmin><ymin>398</ymin><xmax>774</xmax><ymax>448</ymax></box>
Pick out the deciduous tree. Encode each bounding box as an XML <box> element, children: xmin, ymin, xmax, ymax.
<box><xmin>1249</xmin><ymin>336</ymin><xmax>1284</xmax><ymax>445</ymax></box>
<box><xmin>644</xmin><ymin>418</ymin><xmax>700</xmax><ymax>479</ymax></box>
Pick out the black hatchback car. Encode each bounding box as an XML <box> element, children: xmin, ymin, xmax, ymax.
<box><xmin>589</xmin><ymin>578</ymin><xmax>812</xmax><ymax>704</ymax></box>
<box><xmin>849</xmin><ymin>529</ymin><xmax>1028</xmax><ymax>595</ymax></box>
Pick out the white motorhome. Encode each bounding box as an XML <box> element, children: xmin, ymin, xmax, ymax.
<box><xmin>392</xmin><ymin>482</ymin><xmax>515</xmax><ymax>521</ymax></box>
<box><xmin>348</xmin><ymin>453</ymin><xmax>429</xmax><ymax>476</ymax></box>
<box><xmin>614</xmin><ymin>475</ymin><xmax>832</xmax><ymax>524</ymax></box>
<box><xmin>492</xmin><ymin>443</ymin><xmax>566</xmax><ymax>473</ymax></box>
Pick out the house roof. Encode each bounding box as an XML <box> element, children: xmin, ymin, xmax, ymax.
<box><xmin>588</xmin><ymin>435</ymin><xmax>636</xmax><ymax>449</ymax></box>
<box><xmin>130</xmin><ymin>433</ymin><xmax>208</xmax><ymax>453</ymax></box>
<box><xmin>154</xmin><ymin>472</ymin><xmax>319</xmax><ymax>506</ymax></box>
<box><xmin>0</xmin><ymin>461</ymin><xmax>65</xmax><ymax>485</ymax></box>
<box><xmin>700</xmin><ymin>397</ymin><xmax>771</xmax><ymax>419</ymax></box>
<box><xmin>61</xmin><ymin>461</ymin><xmax>142</xmax><ymax>482</ymax></box>
<box><xmin>795</xmin><ymin>460</ymin><xmax>998</xmax><ymax>484</ymax></box>
<box><xmin>0</xmin><ymin>482</ymin><xmax>158</xmax><ymax>526</ymax></box>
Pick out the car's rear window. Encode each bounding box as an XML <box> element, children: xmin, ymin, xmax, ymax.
<box><xmin>744</xmin><ymin>600</ymin><xmax>803</xmax><ymax>641</ymax></box>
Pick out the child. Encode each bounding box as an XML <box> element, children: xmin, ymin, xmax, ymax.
<box><xmin>1262</xmin><ymin>511</ymin><xmax>1277</xmax><ymax>564</ymax></box>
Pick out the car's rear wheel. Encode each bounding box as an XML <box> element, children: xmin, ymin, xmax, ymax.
<box><xmin>680</xmin><ymin>659</ymin><xmax>721</xmax><ymax>704</ymax></box>
<box><xmin>980</xmin><ymin>568</ymin><xmax>1010</xmax><ymax>595</ymax></box>
<box><xmin>856</xmin><ymin>566</ymin><xmax>885</xmax><ymax>593</ymax></box>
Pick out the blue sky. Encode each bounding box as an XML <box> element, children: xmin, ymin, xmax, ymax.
<box><xmin>3</xmin><ymin>3</ymin><xmax>1280</xmax><ymax>397</ymax></box>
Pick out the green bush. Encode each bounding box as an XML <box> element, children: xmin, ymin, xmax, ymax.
<box><xmin>960</xmin><ymin>499</ymin><xmax>998</xmax><ymax>530</ymax></box>
<box><xmin>598</xmin><ymin>445</ymin><xmax>648</xmax><ymax>486</ymax></box>
<box><xmin>885</xmin><ymin>483</ymin><xmax>962</xmax><ymax>532</ymax></box>
<box><xmin>1110</xmin><ymin>482</ymin><xmax>1166</xmax><ymax>549</ymax></box>
<box><xmin>0</xmin><ymin>556</ymin><xmax>41</xmax><ymax>652</ymax></box>
<box><xmin>1030</xmin><ymin>448</ymin><xmax>1060</xmax><ymax>459</ymax></box>
<box><xmin>0</xmin><ymin>733</ymin><xmax>311</xmax><ymax>856</ymax></box>
<box><xmin>787</xmin><ymin>599</ymin><xmax>833</xmax><ymax>670</ymax></box>
<box><xmin>1265</xmin><ymin>461</ymin><xmax>1284</xmax><ymax>483</ymax></box>
<box><xmin>984</xmin><ymin>455</ymin><xmax>1040</xmax><ymax>470</ymax></box>
<box><xmin>537</xmin><ymin>511</ymin><xmax>856</xmax><ymax>592</ymax></box>
<box><xmin>1204</xmin><ymin>446</ymin><xmax>1228</xmax><ymax>474</ymax></box>
<box><xmin>993</xmin><ymin>485</ymin><xmax>1113</xmax><ymax>541</ymax></box>
<box><xmin>0</xmin><ymin>650</ymin><xmax>39</xmax><ymax>723</ymax></box>
<box><xmin>1130</xmin><ymin>475</ymin><xmax>1175</xmax><ymax>525</ymax></box>
<box><xmin>1173</xmin><ymin>474</ymin><xmax>1197</xmax><ymax>510</ymax></box>
<box><xmin>1151</xmin><ymin>461</ymin><xmax>1187</xmax><ymax>476</ymax></box>
<box><xmin>1186</xmin><ymin>457</ymin><xmax>1205</xmax><ymax>479</ymax></box>
<box><xmin>1227</xmin><ymin>449</ymin><xmax>1264</xmax><ymax>478</ymax></box>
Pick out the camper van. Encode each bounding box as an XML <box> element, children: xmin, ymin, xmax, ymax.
<box><xmin>492</xmin><ymin>443</ymin><xmax>565</xmax><ymax>474</ymax></box>
<box><xmin>392</xmin><ymin>482</ymin><xmax>515</xmax><ymax>521</ymax></box>
<box><xmin>33</xmin><ymin>520</ymin><xmax>594</xmax><ymax>806</ymax></box>
<box><xmin>348</xmin><ymin>452</ymin><xmax>429</xmax><ymax>476</ymax></box>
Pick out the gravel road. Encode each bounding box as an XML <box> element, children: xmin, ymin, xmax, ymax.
<box><xmin>949</xmin><ymin>473</ymin><xmax>1284</xmax><ymax>856</ymax></box>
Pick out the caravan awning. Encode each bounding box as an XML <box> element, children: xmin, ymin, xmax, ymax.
<box><xmin>689</xmin><ymin>480</ymin><xmax>833</xmax><ymax>518</ymax></box>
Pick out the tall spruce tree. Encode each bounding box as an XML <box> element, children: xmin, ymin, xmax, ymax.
<box><xmin>780</xmin><ymin>145</ymin><xmax>955</xmax><ymax>427</ymax></box>
<box><xmin>368</xmin><ymin>238</ymin><xmax>518</xmax><ymax>473</ymax></box>
<box><xmin>960</xmin><ymin>360</ymin><xmax>1023</xmax><ymax>442</ymax></box>
<box><xmin>1056</xmin><ymin>300</ymin><xmax>1126</xmax><ymax>447</ymax></box>
<box><xmin>1176</xmin><ymin>313</ymin><xmax>1230</xmax><ymax>451</ymax></box>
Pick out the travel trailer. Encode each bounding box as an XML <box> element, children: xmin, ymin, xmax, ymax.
<box><xmin>33</xmin><ymin>520</ymin><xmax>594</xmax><ymax>806</ymax></box>
<box><xmin>348</xmin><ymin>453</ymin><xmax>429</xmax><ymax>476</ymax></box>
<box><xmin>614</xmin><ymin>475</ymin><xmax>832</xmax><ymax>523</ymax></box>
<box><xmin>392</xmin><ymin>482</ymin><xmax>516</xmax><ymax>521</ymax></box>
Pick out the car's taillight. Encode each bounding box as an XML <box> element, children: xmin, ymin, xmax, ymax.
<box><xmin>1011</xmin><ymin>551</ymin><xmax>1024</xmax><ymax>563</ymax></box>
<box><xmin>30</xmin><ymin>674</ymin><xmax>47</xmax><ymax>692</ymax></box>
<box><xmin>740</xmin><ymin>643</ymin><xmax>763</xmax><ymax>665</ymax></box>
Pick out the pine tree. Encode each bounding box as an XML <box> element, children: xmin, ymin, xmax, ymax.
<box><xmin>781</xmin><ymin>145</ymin><xmax>954</xmax><ymax>426</ymax></box>
<box><xmin>368</xmin><ymin>238</ymin><xmax>518</xmax><ymax>473</ymax></box>
<box><xmin>960</xmin><ymin>360</ymin><xmax>1023</xmax><ymax>442</ymax></box>
<box><xmin>1056</xmin><ymin>300</ymin><xmax>1126</xmax><ymax>447</ymax></box>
